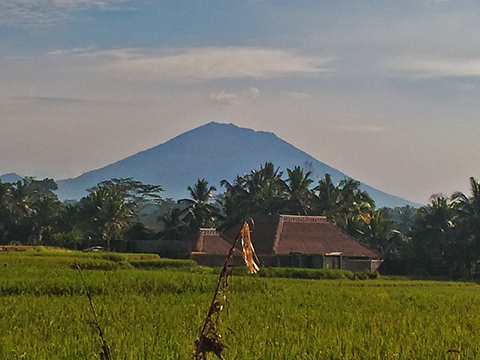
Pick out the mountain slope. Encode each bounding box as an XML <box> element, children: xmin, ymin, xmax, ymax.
<box><xmin>0</xmin><ymin>173</ymin><xmax>23</xmax><ymax>183</ymax></box>
<box><xmin>56</xmin><ymin>122</ymin><xmax>417</xmax><ymax>207</ymax></box>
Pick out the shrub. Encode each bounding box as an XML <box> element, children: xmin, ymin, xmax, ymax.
<box><xmin>355</xmin><ymin>271</ymin><xmax>381</xmax><ymax>280</ymax></box>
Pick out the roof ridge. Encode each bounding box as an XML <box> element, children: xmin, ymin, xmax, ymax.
<box><xmin>198</xmin><ymin>228</ymin><xmax>218</xmax><ymax>235</ymax></box>
<box><xmin>192</xmin><ymin>230</ymin><xmax>205</xmax><ymax>252</ymax></box>
<box><xmin>279</xmin><ymin>214</ymin><xmax>328</xmax><ymax>223</ymax></box>
<box><xmin>331</xmin><ymin>223</ymin><xmax>382</xmax><ymax>258</ymax></box>
<box><xmin>272</xmin><ymin>216</ymin><xmax>284</xmax><ymax>254</ymax></box>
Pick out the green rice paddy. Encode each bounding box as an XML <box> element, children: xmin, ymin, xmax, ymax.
<box><xmin>1</xmin><ymin>248</ymin><xmax>479</xmax><ymax>359</ymax></box>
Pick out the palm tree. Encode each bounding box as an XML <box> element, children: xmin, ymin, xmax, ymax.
<box><xmin>392</xmin><ymin>205</ymin><xmax>416</xmax><ymax>236</ymax></box>
<box><xmin>313</xmin><ymin>174</ymin><xmax>340</xmax><ymax>219</ymax></box>
<box><xmin>57</xmin><ymin>203</ymin><xmax>81</xmax><ymax>233</ymax></box>
<box><xmin>410</xmin><ymin>194</ymin><xmax>456</xmax><ymax>276</ymax></box>
<box><xmin>313</xmin><ymin>174</ymin><xmax>375</xmax><ymax>234</ymax></box>
<box><xmin>80</xmin><ymin>183</ymin><xmax>135</xmax><ymax>248</ymax></box>
<box><xmin>179</xmin><ymin>179</ymin><xmax>218</xmax><ymax>231</ymax></box>
<box><xmin>1</xmin><ymin>179</ymin><xmax>39</xmax><ymax>243</ymax></box>
<box><xmin>283</xmin><ymin>166</ymin><xmax>314</xmax><ymax>215</ymax></box>
<box><xmin>335</xmin><ymin>178</ymin><xmax>376</xmax><ymax>235</ymax></box>
<box><xmin>452</xmin><ymin>177</ymin><xmax>480</xmax><ymax>230</ymax></box>
<box><xmin>0</xmin><ymin>180</ymin><xmax>13</xmax><ymax>243</ymax></box>
<box><xmin>156</xmin><ymin>208</ymin><xmax>191</xmax><ymax>240</ymax></box>
<box><xmin>219</xmin><ymin>162</ymin><xmax>286</xmax><ymax>229</ymax></box>
<box><xmin>338</xmin><ymin>177</ymin><xmax>375</xmax><ymax>210</ymax></box>
<box><xmin>9</xmin><ymin>179</ymin><xmax>35</xmax><ymax>221</ymax></box>
<box><xmin>236</xmin><ymin>162</ymin><xmax>285</xmax><ymax>215</ymax></box>
<box><xmin>355</xmin><ymin>207</ymin><xmax>401</xmax><ymax>255</ymax></box>
<box><xmin>451</xmin><ymin>177</ymin><xmax>480</xmax><ymax>276</ymax></box>
<box><xmin>29</xmin><ymin>194</ymin><xmax>63</xmax><ymax>245</ymax></box>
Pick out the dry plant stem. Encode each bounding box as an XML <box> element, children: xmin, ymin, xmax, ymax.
<box><xmin>195</xmin><ymin>232</ymin><xmax>241</xmax><ymax>360</ymax></box>
<box><xmin>75</xmin><ymin>263</ymin><xmax>113</xmax><ymax>360</ymax></box>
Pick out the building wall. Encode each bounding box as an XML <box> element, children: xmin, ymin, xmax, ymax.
<box><xmin>191</xmin><ymin>253</ymin><xmax>382</xmax><ymax>272</ymax></box>
<box><xmin>128</xmin><ymin>239</ymin><xmax>382</xmax><ymax>272</ymax></box>
<box><xmin>343</xmin><ymin>258</ymin><xmax>383</xmax><ymax>272</ymax></box>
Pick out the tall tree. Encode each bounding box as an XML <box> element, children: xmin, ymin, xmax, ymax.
<box><xmin>80</xmin><ymin>183</ymin><xmax>135</xmax><ymax>248</ymax></box>
<box><xmin>313</xmin><ymin>174</ymin><xmax>375</xmax><ymax>238</ymax></box>
<box><xmin>29</xmin><ymin>194</ymin><xmax>63</xmax><ymax>245</ymax></box>
<box><xmin>313</xmin><ymin>174</ymin><xmax>340</xmax><ymax>219</ymax></box>
<box><xmin>156</xmin><ymin>207</ymin><xmax>191</xmax><ymax>240</ymax></box>
<box><xmin>450</xmin><ymin>177</ymin><xmax>480</xmax><ymax>276</ymax></box>
<box><xmin>219</xmin><ymin>162</ymin><xmax>286</xmax><ymax>229</ymax></box>
<box><xmin>283</xmin><ymin>166</ymin><xmax>314</xmax><ymax>215</ymax></box>
<box><xmin>79</xmin><ymin>178</ymin><xmax>162</xmax><ymax>248</ymax></box>
<box><xmin>0</xmin><ymin>180</ymin><xmax>13</xmax><ymax>243</ymax></box>
<box><xmin>409</xmin><ymin>194</ymin><xmax>456</xmax><ymax>276</ymax></box>
<box><xmin>355</xmin><ymin>207</ymin><xmax>401</xmax><ymax>255</ymax></box>
<box><xmin>451</xmin><ymin>177</ymin><xmax>480</xmax><ymax>234</ymax></box>
<box><xmin>179</xmin><ymin>179</ymin><xmax>218</xmax><ymax>231</ymax></box>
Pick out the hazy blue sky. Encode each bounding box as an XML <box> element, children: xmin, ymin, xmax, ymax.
<box><xmin>1</xmin><ymin>0</ymin><xmax>480</xmax><ymax>204</ymax></box>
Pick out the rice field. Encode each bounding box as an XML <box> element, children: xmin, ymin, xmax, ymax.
<box><xmin>1</xmin><ymin>248</ymin><xmax>479</xmax><ymax>359</ymax></box>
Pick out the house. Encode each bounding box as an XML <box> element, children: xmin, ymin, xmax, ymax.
<box><xmin>191</xmin><ymin>215</ymin><xmax>382</xmax><ymax>272</ymax></box>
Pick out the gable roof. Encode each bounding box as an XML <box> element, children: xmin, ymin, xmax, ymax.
<box><xmin>192</xmin><ymin>228</ymin><xmax>235</xmax><ymax>255</ymax></box>
<box><xmin>223</xmin><ymin>215</ymin><xmax>380</xmax><ymax>258</ymax></box>
<box><xmin>192</xmin><ymin>215</ymin><xmax>380</xmax><ymax>259</ymax></box>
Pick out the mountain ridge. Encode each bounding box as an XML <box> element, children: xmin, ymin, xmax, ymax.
<box><xmin>53</xmin><ymin>122</ymin><xmax>418</xmax><ymax>208</ymax></box>
<box><xmin>0</xmin><ymin>172</ymin><xmax>23</xmax><ymax>183</ymax></box>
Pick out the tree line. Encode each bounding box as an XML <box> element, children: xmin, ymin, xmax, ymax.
<box><xmin>1</xmin><ymin>163</ymin><xmax>479</xmax><ymax>278</ymax></box>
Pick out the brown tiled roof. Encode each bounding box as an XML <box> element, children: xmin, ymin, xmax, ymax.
<box><xmin>274</xmin><ymin>215</ymin><xmax>379</xmax><ymax>257</ymax></box>
<box><xmin>223</xmin><ymin>219</ymin><xmax>278</xmax><ymax>255</ymax></box>
<box><xmin>195</xmin><ymin>215</ymin><xmax>380</xmax><ymax>259</ymax></box>
<box><xmin>224</xmin><ymin>215</ymin><xmax>380</xmax><ymax>258</ymax></box>
<box><xmin>192</xmin><ymin>228</ymin><xmax>236</xmax><ymax>255</ymax></box>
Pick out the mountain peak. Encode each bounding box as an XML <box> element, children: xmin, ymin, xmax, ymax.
<box><xmin>55</xmin><ymin>122</ymin><xmax>417</xmax><ymax>207</ymax></box>
<box><xmin>195</xmin><ymin>121</ymin><xmax>275</xmax><ymax>136</ymax></box>
<box><xmin>0</xmin><ymin>172</ymin><xmax>23</xmax><ymax>183</ymax></box>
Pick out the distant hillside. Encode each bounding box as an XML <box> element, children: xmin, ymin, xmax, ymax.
<box><xmin>56</xmin><ymin>122</ymin><xmax>418</xmax><ymax>208</ymax></box>
<box><xmin>0</xmin><ymin>172</ymin><xmax>23</xmax><ymax>183</ymax></box>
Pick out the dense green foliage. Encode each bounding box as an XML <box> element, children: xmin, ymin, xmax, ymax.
<box><xmin>3</xmin><ymin>166</ymin><xmax>480</xmax><ymax>279</ymax></box>
<box><xmin>1</xmin><ymin>250</ymin><xmax>480</xmax><ymax>359</ymax></box>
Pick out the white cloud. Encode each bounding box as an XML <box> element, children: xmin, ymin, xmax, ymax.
<box><xmin>209</xmin><ymin>87</ymin><xmax>260</xmax><ymax>106</ymax></box>
<box><xmin>107</xmin><ymin>47</ymin><xmax>330</xmax><ymax>81</ymax></box>
<box><xmin>47</xmin><ymin>47</ymin><xmax>138</xmax><ymax>59</ymax></box>
<box><xmin>41</xmin><ymin>46</ymin><xmax>329</xmax><ymax>82</ymax></box>
<box><xmin>389</xmin><ymin>56</ymin><xmax>480</xmax><ymax>78</ymax></box>
<box><xmin>46</xmin><ymin>46</ymin><xmax>97</xmax><ymax>57</ymax></box>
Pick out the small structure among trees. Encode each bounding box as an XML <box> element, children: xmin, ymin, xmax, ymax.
<box><xmin>191</xmin><ymin>215</ymin><xmax>382</xmax><ymax>271</ymax></box>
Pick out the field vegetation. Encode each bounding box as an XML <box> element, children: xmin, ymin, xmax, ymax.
<box><xmin>2</xmin><ymin>167</ymin><xmax>480</xmax><ymax>280</ymax></box>
<box><xmin>1</xmin><ymin>249</ymin><xmax>480</xmax><ymax>359</ymax></box>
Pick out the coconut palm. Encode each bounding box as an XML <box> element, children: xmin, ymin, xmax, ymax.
<box><xmin>9</xmin><ymin>179</ymin><xmax>35</xmax><ymax>220</ymax></box>
<box><xmin>283</xmin><ymin>166</ymin><xmax>314</xmax><ymax>215</ymax></box>
<box><xmin>0</xmin><ymin>180</ymin><xmax>13</xmax><ymax>243</ymax></box>
<box><xmin>156</xmin><ymin>207</ymin><xmax>191</xmax><ymax>240</ymax></box>
<box><xmin>313</xmin><ymin>174</ymin><xmax>341</xmax><ymax>219</ymax></box>
<box><xmin>80</xmin><ymin>183</ymin><xmax>135</xmax><ymax>248</ymax></box>
<box><xmin>29</xmin><ymin>194</ymin><xmax>63</xmax><ymax>244</ymax></box>
<box><xmin>178</xmin><ymin>179</ymin><xmax>218</xmax><ymax>231</ymax></box>
<box><xmin>451</xmin><ymin>177</ymin><xmax>480</xmax><ymax>275</ymax></box>
<box><xmin>409</xmin><ymin>194</ymin><xmax>456</xmax><ymax>276</ymax></box>
<box><xmin>355</xmin><ymin>207</ymin><xmax>401</xmax><ymax>255</ymax></box>
<box><xmin>219</xmin><ymin>162</ymin><xmax>286</xmax><ymax>229</ymax></box>
<box><xmin>452</xmin><ymin>177</ymin><xmax>480</xmax><ymax>231</ymax></box>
